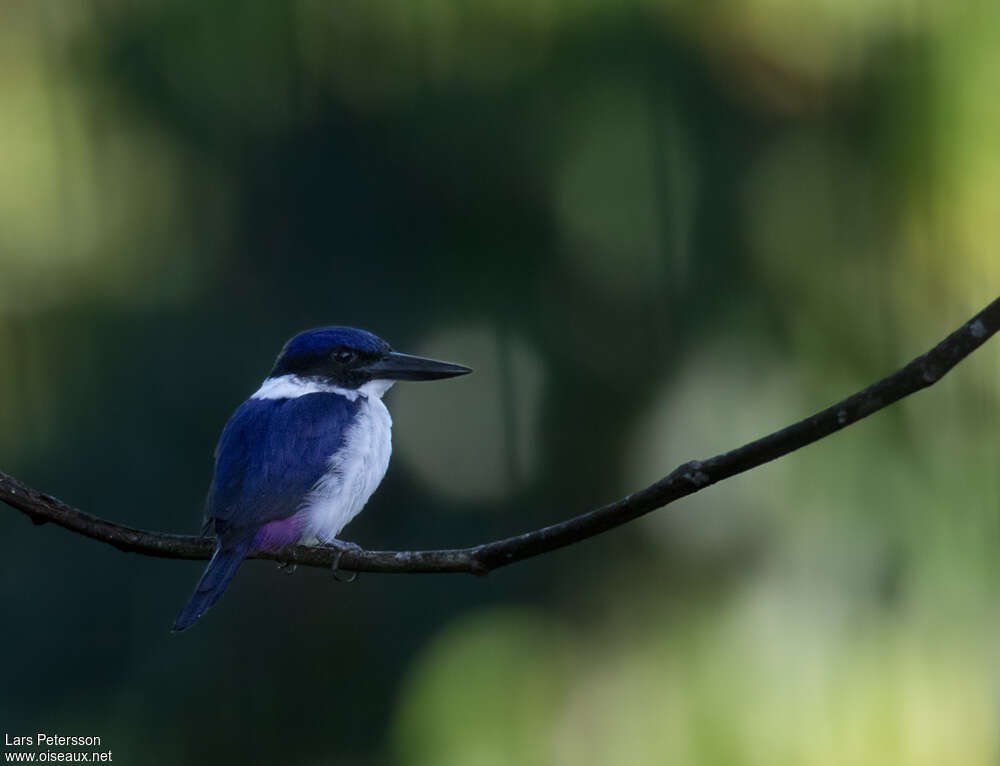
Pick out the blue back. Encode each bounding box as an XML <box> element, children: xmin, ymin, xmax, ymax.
<box><xmin>208</xmin><ymin>392</ymin><xmax>361</xmax><ymax>543</ymax></box>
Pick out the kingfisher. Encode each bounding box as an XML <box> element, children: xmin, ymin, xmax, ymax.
<box><xmin>172</xmin><ymin>326</ymin><xmax>471</xmax><ymax>631</ymax></box>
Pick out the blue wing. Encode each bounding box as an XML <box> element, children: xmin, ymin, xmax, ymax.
<box><xmin>207</xmin><ymin>392</ymin><xmax>361</xmax><ymax>544</ymax></box>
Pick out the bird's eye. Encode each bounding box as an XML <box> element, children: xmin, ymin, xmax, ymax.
<box><xmin>332</xmin><ymin>348</ymin><xmax>357</xmax><ymax>364</ymax></box>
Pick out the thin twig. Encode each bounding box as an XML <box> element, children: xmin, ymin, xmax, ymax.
<box><xmin>3</xmin><ymin>296</ymin><xmax>999</xmax><ymax>575</ymax></box>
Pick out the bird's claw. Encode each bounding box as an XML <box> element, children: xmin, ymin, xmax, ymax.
<box><xmin>326</xmin><ymin>541</ymin><xmax>363</xmax><ymax>583</ymax></box>
<box><xmin>276</xmin><ymin>560</ymin><xmax>297</xmax><ymax>575</ymax></box>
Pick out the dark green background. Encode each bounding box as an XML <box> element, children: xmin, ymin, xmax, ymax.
<box><xmin>2</xmin><ymin>1</ymin><xmax>999</xmax><ymax>763</ymax></box>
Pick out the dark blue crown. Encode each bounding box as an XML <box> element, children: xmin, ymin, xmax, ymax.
<box><xmin>271</xmin><ymin>326</ymin><xmax>390</xmax><ymax>378</ymax></box>
<box><xmin>283</xmin><ymin>327</ymin><xmax>386</xmax><ymax>358</ymax></box>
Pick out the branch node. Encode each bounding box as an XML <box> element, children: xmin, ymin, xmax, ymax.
<box><xmin>682</xmin><ymin>464</ymin><xmax>711</xmax><ymax>488</ymax></box>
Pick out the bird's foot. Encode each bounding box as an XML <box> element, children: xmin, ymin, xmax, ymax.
<box><xmin>276</xmin><ymin>560</ymin><xmax>297</xmax><ymax>575</ymax></box>
<box><xmin>324</xmin><ymin>540</ymin><xmax>363</xmax><ymax>583</ymax></box>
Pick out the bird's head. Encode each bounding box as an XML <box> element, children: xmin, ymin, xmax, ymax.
<box><xmin>270</xmin><ymin>326</ymin><xmax>471</xmax><ymax>390</ymax></box>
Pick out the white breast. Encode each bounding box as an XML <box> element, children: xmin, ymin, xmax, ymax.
<box><xmin>303</xmin><ymin>382</ymin><xmax>394</xmax><ymax>544</ymax></box>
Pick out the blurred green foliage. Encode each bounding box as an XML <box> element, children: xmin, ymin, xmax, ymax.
<box><xmin>1</xmin><ymin>0</ymin><xmax>999</xmax><ymax>764</ymax></box>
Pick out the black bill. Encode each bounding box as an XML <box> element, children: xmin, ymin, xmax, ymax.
<box><xmin>361</xmin><ymin>351</ymin><xmax>472</xmax><ymax>381</ymax></box>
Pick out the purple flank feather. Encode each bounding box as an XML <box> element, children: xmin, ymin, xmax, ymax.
<box><xmin>252</xmin><ymin>510</ymin><xmax>308</xmax><ymax>551</ymax></box>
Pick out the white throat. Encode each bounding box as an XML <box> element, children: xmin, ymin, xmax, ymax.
<box><xmin>251</xmin><ymin>374</ymin><xmax>395</xmax><ymax>401</ymax></box>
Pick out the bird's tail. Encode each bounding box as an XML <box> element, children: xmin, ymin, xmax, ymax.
<box><xmin>172</xmin><ymin>540</ymin><xmax>252</xmax><ymax>632</ymax></box>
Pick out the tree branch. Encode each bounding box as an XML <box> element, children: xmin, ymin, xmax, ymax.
<box><xmin>3</xmin><ymin>296</ymin><xmax>999</xmax><ymax>575</ymax></box>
